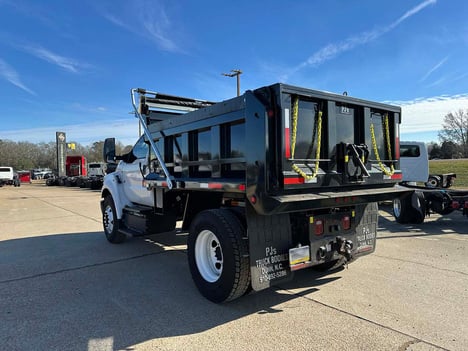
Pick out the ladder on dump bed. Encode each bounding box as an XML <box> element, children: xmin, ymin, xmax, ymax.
<box><xmin>130</xmin><ymin>88</ymin><xmax>215</xmax><ymax>189</ymax></box>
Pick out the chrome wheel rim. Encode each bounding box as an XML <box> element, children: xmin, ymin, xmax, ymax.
<box><xmin>103</xmin><ymin>205</ymin><xmax>114</xmax><ymax>233</ymax></box>
<box><xmin>393</xmin><ymin>199</ymin><xmax>402</xmax><ymax>218</ymax></box>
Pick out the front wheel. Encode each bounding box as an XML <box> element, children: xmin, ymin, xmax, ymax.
<box><xmin>102</xmin><ymin>195</ymin><xmax>126</xmax><ymax>243</ymax></box>
<box><xmin>188</xmin><ymin>209</ymin><xmax>250</xmax><ymax>303</ymax></box>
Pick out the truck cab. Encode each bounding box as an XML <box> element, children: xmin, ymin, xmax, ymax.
<box><xmin>87</xmin><ymin>162</ymin><xmax>107</xmax><ymax>177</ymax></box>
<box><xmin>399</xmin><ymin>141</ymin><xmax>455</xmax><ymax>188</ymax></box>
<box><xmin>399</xmin><ymin>141</ymin><xmax>429</xmax><ymax>184</ymax></box>
<box><xmin>116</xmin><ymin>135</ymin><xmax>154</xmax><ymax>207</ymax></box>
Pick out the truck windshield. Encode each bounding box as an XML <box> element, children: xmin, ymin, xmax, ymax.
<box><xmin>132</xmin><ymin>136</ymin><xmax>148</xmax><ymax>159</ymax></box>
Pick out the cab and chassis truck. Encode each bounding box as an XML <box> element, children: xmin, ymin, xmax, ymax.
<box><xmin>393</xmin><ymin>141</ymin><xmax>468</xmax><ymax>224</ymax></box>
<box><xmin>101</xmin><ymin>83</ymin><xmax>408</xmax><ymax>303</ymax></box>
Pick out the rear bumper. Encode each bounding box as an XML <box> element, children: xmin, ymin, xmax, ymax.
<box><xmin>251</xmin><ymin>185</ymin><xmax>411</xmax><ymax>215</ymax></box>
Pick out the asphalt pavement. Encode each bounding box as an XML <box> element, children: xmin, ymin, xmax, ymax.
<box><xmin>0</xmin><ymin>183</ymin><xmax>466</xmax><ymax>351</ymax></box>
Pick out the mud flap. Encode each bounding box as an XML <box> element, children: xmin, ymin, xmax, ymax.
<box><xmin>354</xmin><ymin>202</ymin><xmax>379</xmax><ymax>255</ymax></box>
<box><xmin>246</xmin><ymin>202</ymin><xmax>294</xmax><ymax>291</ymax></box>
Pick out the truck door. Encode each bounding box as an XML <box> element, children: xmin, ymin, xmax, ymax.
<box><xmin>120</xmin><ymin>136</ymin><xmax>154</xmax><ymax>207</ymax></box>
<box><xmin>399</xmin><ymin>142</ymin><xmax>429</xmax><ymax>183</ymax></box>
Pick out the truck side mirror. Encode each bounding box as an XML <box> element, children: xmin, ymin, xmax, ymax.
<box><xmin>103</xmin><ymin>138</ymin><xmax>116</xmax><ymax>163</ymax></box>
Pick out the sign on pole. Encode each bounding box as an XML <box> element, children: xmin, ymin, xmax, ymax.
<box><xmin>56</xmin><ymin>132</ymin><xmax>66</xmax><ymax>177</ymax></box>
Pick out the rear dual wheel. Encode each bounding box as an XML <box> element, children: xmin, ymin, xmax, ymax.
<box><xmin>393</xmin><ymin>192</ymin><xmax>426</xmax><ymax>224</ymax></box>
<box><xmin>188</xmin><ymin>209</ymin><xmax>250</xmax><ymax>303</ymax></box>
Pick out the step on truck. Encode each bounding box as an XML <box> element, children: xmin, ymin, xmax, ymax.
<box><xmin>394</xmin><ymin>141</ymin><xmax>468</xmax><ymax>224</ymax></box>
<box><xmin>101</xmin><ymin>83</ymin><xmax>408</xmax><ymax>303</ymax></box>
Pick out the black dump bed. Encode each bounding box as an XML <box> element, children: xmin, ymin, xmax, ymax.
<box><xmin>143</xmin><ymin>83</ymin><xmax>406</xmax><ymax>214</ymax></box>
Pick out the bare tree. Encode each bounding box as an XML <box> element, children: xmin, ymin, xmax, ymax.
<box><xmin>0</xmin><ymin>138</ymin><xmax>134</xmax><ymax>171</ymax></box>
<box><xmin>88</xmin><ymin>141</ymin><xmax>104</xmax><ymax>162</ymax></box>
<box><xmin>438</xmin><ymin>109</ymin><xmax>468</xmax><ymax>157</ymax></box>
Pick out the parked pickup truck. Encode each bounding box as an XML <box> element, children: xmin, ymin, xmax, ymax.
<box><xmin>0</xmin><ymin>167</ymin><xmax>20</xmax><ymax>187</ymax></box>
<box><xmin>101</xmin><ymin>83</ymin><xmax>409</xmax><ymax>302</ymax></box>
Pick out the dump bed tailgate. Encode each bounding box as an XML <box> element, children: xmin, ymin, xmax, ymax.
<box><xmin>245</xmin><ymin>84</ymin><xmax>402</xmax><ymax>214</ymax></box>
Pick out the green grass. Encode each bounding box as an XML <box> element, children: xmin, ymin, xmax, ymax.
<box><xmin>429</xmin><ymin>159</ymin><xmax>468</xmax><ymax>188</ymax></box>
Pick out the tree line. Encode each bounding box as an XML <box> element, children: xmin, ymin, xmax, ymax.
<box><xmin>1</xmin><ymin>109</ymin><xmax>467</xmax><ymax>171</ymax></box>
<box><xmin>0</xmin><ymin>139</ymin><xmax>130</xmax><ymax>172</ymax></box>
<box><xmin>429</xmin><ymin>109</ymin><xmax>468</xmax><ymax>159</ymax></box>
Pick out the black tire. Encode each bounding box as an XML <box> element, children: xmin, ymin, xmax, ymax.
<box><xmin>226</xmin><ymin>207</ymin><xmax>254</xmax><ymax>296</ymax></box>
<box><xmin>408</xmin><ymin>191</ymin><xmax>426</xmax><ymax>224</ymax></box>
<box><xmin>393</xmin><ymin>194</ymin><xmax>412</xmax><ymax>224</ymax></box>
<box><xmin>438</xmin><ymin>207</ymin><xmax>454</xmax><ymax>215</ymax></box>
<box><xmin>227</xmin><ymin>206</ymin><xmax>246</xmax><ymax>230</ymax></box>
<box><xmin>102</xmin><ymin>195</ymin><xmax>126</xmax><ymax>243</ymax></box>
<box><xmin>394</xmin><ymin>192</ymin><xmax>426</xmax><ymax>224</ymax></box>
<box><xmin>429</xmin><ymin>192</ymin><xmax>454</xmax><ymax>215</ymax></box>
<box><xmin>426</xmin><ymin>175</ymin><xmax>440</xmax><ymax>188</ymax></box>
<box><xmin>188</xmin><ymin>209</ymin><xmax>250</xmax><ymax>303</ymax></box>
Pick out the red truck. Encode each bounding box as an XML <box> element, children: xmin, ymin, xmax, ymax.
<box><xmin>46</xmin><ymin>155</ymin><xmax>88</xmax><ymax>186</ymax></box>
<box><xmin>66</xmin><ymin>156</ymin><xmax>87</xmax><ymax>177</ymax></box>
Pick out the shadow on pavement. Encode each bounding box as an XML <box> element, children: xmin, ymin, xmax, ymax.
<box><xmin>0</xmin><ymin>230</ymin><xmax>342</xmax><ymax>350</ymax></box>
<box><xmin>377</xmin><ymin>203</ymin><xmax>468</xmax><ymax>237</ymax></box>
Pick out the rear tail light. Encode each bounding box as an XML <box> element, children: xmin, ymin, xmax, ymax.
<box><xmin>451</xmin><ymin>201</ymin><xmax>460</xmax><ymax>209</ymax></box>
<box><xmin>314</xmin><ymin>220</ymin><xmax>324</xmax><ymax>236</ymax></box>
<box><xmin>342</xmin><ymin>216</ymin><xmax>351</xmax><ymax>230</ymax></box>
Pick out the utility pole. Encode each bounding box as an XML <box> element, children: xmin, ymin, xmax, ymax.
<box><xmin>222</xmin><ymin>69</ymin><xmax>242</xmax><ymax>96</ymax></box>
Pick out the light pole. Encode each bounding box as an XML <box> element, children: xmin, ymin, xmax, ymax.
<box><xmin>222</xmin><ymin>69</ymin><xmax>242</xmax><ymax>96</ymax></box>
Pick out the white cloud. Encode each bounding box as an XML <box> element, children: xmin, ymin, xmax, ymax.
<box><xmin>286</xmin><ymin>0</ymin><xmax>437</xmax><ymax>79</ymax></box>
<box><xmin>102</xmin><ymin>0</ymin><xmax>182</xmax><ymax>53</ymax></box>
<box><xmin>1</xmin><ymin>119</ymin><xmax>140</xmax><ymax>147</ymax></box>
<box><xmin>389</xmin><ymin>0</ymin><xmax>437</xmax><ymax>28</ymax></box>
<box><xmin>420</xmin><ymin>56</ymin><xmax>449</xmax><ymax>82</ymax></box>
<box><xmin>0</xmin><ymin>58</ymin><xmax>36</xmax><ymax>95</ymax></box>
<box><xmin>140</xmin><ymin>2</ymin><xmax>180</xmax><ymax>52</ymax></box>
<box><xmin>21</xmin><ymin>45</ymin><xmax>88</xmax><ymax>73</ymax></box>
<box><xmin>391</xmin><ymin>94</ymin><xmax>468</xmax><ymax>134</ymax></box>
<box><xmin>4</xmin><ymin>92</ymin><xmax>468</xmax><ymax>148</ymax></box>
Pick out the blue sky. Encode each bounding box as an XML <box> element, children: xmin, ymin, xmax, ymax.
<box><xmin>1</xmin><ymin>0</ymin><xmax>468</xmax><ymax>146</ymax></box>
